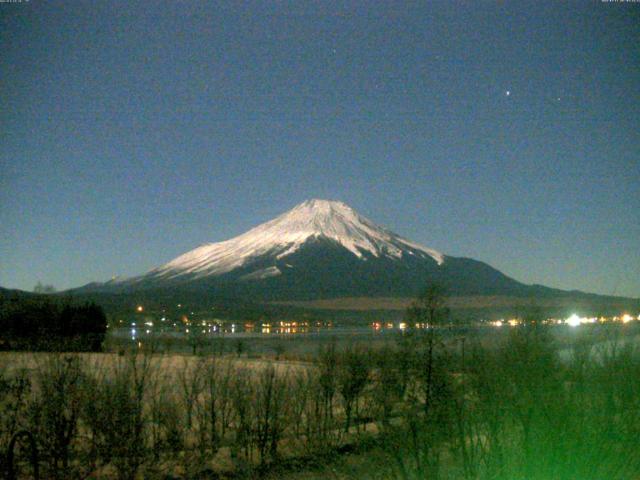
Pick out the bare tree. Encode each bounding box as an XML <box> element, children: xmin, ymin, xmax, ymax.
<box><xmin>177</xmin><ymin>357</ymin><xmax>205</xmax><ymax>430</ymax></box>
<box><xmin>338</xmin><ymin>344</ymin><xmax>370</xmax><ymax>434</ymax></box>
<box><xmin>405</xmin><ymin>283</ymin><xmax>449</xmax><ymax>414</ymax></box>
<box><xmin>0</xmin><ymin>366</ymin><xmax>32</xmax><ymax>472</ymax></box>
<box><xmin>253</xmin><ymin>364</ymin><xmax>289</xmax><ymax>465</ymax></box>
<box><xmin>29</xmin><ymin>354</ymin><xmax>85</xmax><ymax>479</ymax></box>
<box><xmin>82</xmin><ymin>353</ymin><xmax>156</xmax><ymax>480</ymax></box>
<box><xmin>289</xmin><ymin>369</ymin><xmax>312</xmax><ymax>440</ymax></box>
<box><xmin>371</xmin><ymin>346</ymin><xmax>404</xmax><ymax>429</ymax></box>
<box><xmin>193</xmin><ymin>357</ymin><xmax>234</xmax><ymax>459</ymax></box>
<box><xmin>318</xmin><ymin>342</ymin><xmax>338</xmax><ymax>437</ymax></box>
<box><xmin>230</xmin><ymin>368</ymin><xmax>255</xmax><ymax>466</ymax></box>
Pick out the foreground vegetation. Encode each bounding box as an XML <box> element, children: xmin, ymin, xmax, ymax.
<box><xmin>2</xmin><ymin>319</ymin><xmax>640</xmax><ymax>479</ymax></box>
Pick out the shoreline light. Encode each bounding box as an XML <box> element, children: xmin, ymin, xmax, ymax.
<box><xmin>566</xmin><ymin>314</ymin><xmax>582</xmax><ymax>327</ymax></box>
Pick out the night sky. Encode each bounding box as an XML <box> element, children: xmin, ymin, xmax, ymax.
<box><xmin>1</xmin><ymin>1</ymin><xmax>639</xmax><ymax>297</ymax></box>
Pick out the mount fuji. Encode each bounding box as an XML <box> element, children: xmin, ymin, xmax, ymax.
<box><xmin>81</xmin><ymin>199</ymin><xmax>565</xmax><ymax>301</ymax></box>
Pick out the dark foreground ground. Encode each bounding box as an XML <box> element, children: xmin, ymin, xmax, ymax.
<box><xmin>2</xmin><ymin>322</ymin><xmax>640</xmax><ymax>479</ymax></box>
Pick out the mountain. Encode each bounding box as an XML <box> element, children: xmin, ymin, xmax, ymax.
<box><xmin>0</xmin><ymin>286</ymin><xmax>37</xmax><ymax>301</ymax></box>
<box><xmin>79</xmin><ymin>199</ymin><xmax>605</xmax><ymax>303</ymax></box>
<box><xmin>138</xmin><ymin>198</ymin><xmax>444</xmax><ymax>284</ymax></box>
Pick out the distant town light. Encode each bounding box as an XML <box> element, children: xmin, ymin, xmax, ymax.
<box><xmin>136</xmin><ymin>305</ymin><xmax>143</xmax><ymax>312</ymax></box>
<box><xmin>566</xmin><ymin>314</ymin><xmax>582</xmax><ymax>327</ymax></box>
<box><xmin>622</xmin><ymin>314</ymin><xmax>633</xmax><ymax>324</ymax></box>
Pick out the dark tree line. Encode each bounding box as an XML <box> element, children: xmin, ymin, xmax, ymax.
<box><xmin>0</xmin><ymin>297</ymin><xmax>106</xmax><ymax>351</ymax></box>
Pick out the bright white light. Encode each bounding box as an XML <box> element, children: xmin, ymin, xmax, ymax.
<box><xmin>622</xmin><ymin>314</ymin><xmax>633</xmax><ymax>324</ymax></box>
<box><xmin>566</xmin><ymin>314</ymin><xmax>582</xmax><ymax>327</ymax></box>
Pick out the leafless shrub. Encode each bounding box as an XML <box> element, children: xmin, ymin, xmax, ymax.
<box><xmin>371</xmin><ymin>346</ymin><xmax>404</xmax><ymax>429</ymax></box>
<box><xmin>318</xmin><ymin>342</ymin><xmax>338</xmax><ymax>433</ymax></box>
<box><xmin>0</xmin><ymin>364</ymin><xmax>31</xmax><ymax>473</ymax></box>
<box><xmin>253</xmin><ymin>363</ymin><xmax>290</xmax><ymax>466</ymax></box>
<box><xmin>229</xmin><ymin>367</ymin><xmax>255</xmax><ymax>467</ymax></box>
<box><xmin>177</xmin><ymin>356</ymin><xmax>205</xmax><ymax>431</ymax></box>
<box><xmin>150</xmin><ymin>387</ymin><xmax>183</xmax><ymax>461</ymax></box>
<box><xmin>299</xmin><ymin>366</ymin><xmax>340</xmax><ymax>454</ymax></box>
<box><xmin>28</xmin><ymin>354</ymin><xmax>86</xmax><ymax>479</ymax></box>
<box><xmin>193</xmin><ymin>357</ymin><xmax>234</xmax><ymax>460</ymax></box>
<box><xmin>288</xmin><ymin>369</ymin><xmax>312</xmax><ymax>440</ymax></box>
<box><xmin>337</xmin><ymin>344</ymin><xmax>370</xmax><ymax>434</ymax></box>
<box><xmin>82</xmin><ymin>353</ymin><xmax>156</xmax><ymax>480</ymax></box>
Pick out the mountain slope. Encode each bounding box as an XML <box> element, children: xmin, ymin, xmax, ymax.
<box><xmin>77</xmin><ymin>199</ymin><xmax>620</xmax><ymax>302</ymax></box>
<box><xmin>143</xmin><ymin>199</ymin><xmax>444</xmax><ymax>283</ymax></box>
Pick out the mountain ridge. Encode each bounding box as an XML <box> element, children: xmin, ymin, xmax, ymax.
<box><xmin>73</xmin><ymin>200</ymin><xmax>636</xmax><ymax>306</ymax></box>
<box><xmin>115</xmin><ymin>199</ymin><xmax>445</xmax><ymax>288</ymax></box>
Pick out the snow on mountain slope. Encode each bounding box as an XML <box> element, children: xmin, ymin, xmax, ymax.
<box><xmin>142</xmin><ymin>199</ymin><xmax>444</xmax><ymax>281</ymax></box>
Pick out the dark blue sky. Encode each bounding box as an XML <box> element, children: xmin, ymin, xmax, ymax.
<box><xmin>1</xmin><ymin>1</ymin><xmax>639</xmax><ymax>297</ymax></box>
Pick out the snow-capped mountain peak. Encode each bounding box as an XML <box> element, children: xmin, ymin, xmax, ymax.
<box><xmin>144</xmin><ymin>199</ymin><xmax>444</xmax><ymax>281</ymax></box>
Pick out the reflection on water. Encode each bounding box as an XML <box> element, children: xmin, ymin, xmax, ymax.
<box><xmin>111</xmin><ymin>312</ymin><xmax>640</xmax><ymax>343</ymax></box>
<box><xmin>109</xmin><ymin>319</ymin><xmax>411</xmax><ymax>341</ymax></box>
